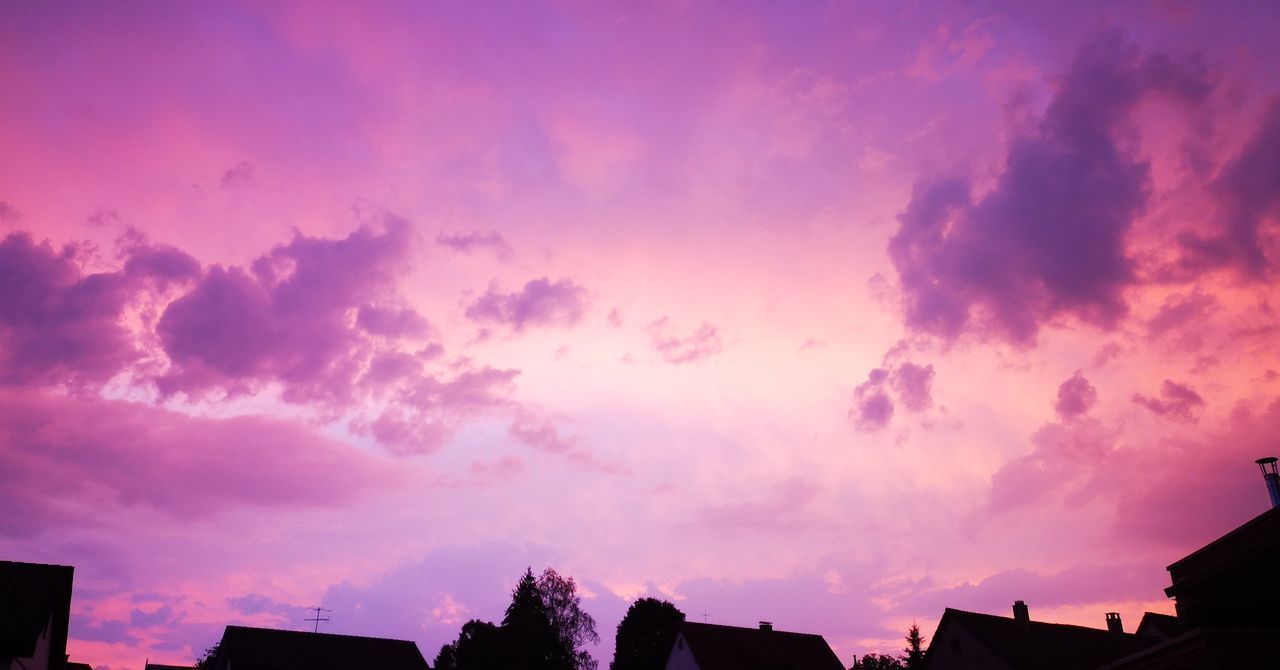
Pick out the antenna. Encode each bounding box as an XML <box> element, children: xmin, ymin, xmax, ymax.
<box><xmin>304</xmin><ymin>606</ymin><xmax>332</xmax><ymax>633</ymax></box>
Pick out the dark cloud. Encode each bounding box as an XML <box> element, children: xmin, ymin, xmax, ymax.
<box><xmin>0</xmin><ymin>389</ymin><xmax>399</xmax><ymax>539</ymax></box>
<box><xmin>646</xmin><ymin>317</ymin><xmax>723</xmax><ymax>364</ymax></box>
<box><xmin>157</xmin><ymin>217</ymin><xmax>411</xmax><ymax>403</ymax></box>
<box><xmin>891</xmin><ymin>362</ymin><xmax>935</xmax><ymax>412</ymax></box>
<box><xmin>889</xmin><ymin>33</ymin><xmax>1210</xmax><ymax>345</ymax></box>
<box><xmin>1146</xmin><ymin>290</ymin><xmax>1219</xmax><ymax>341</ymax></box>
<box><xmin>220</xmin><ymin>160</ymin><xmax>255</xmax><ymax>188</ymax></box>
<box><xmin>464</xmin><ymin>277</ymin><xmax>588</xmax><ymax>332</ymax></box>
<box><xmin>1177</xmin><ymin>99</ymin><xmax>1280</xmax><ymax>278</ymax></box>
<box><xmin>0</xmin><ymin>231</ymin><xmax>197</xmax><ymax>388</ymax></box>
<box><xmin>435</xmin><ymin>230</ymin><xmax>512</xmax><ymax>259</ymax></box>
<box><xmin>1054</xmin><ymin>370</ymin><xmax>1097</xmax><ymax>420</ymax></box>
<box><xmin>1132</xmin><ymin>379</ymin><xmax>1205</xmax><ymax>421</ymax></box>
<box><xmin>357</xmin><ymin>305</ymin><xmax>433</xmax><ymax>339</ymax></box>
<box><xmin>849</xmin><ymin>368</ymin><xmax>894</xmax><ymax>432</ymax></box>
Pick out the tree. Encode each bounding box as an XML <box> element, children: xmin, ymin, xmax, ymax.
<box><xmin>503</xmin><ymin>568</ymin><xmax>561</xmax><ymax>670</ymax></box>
<box><xmin>537</xmin><ymin>568</ymin><xmax>600</xmax><ymax>670</ymax></box>
<box><xmin>850</xmin><ymin>653</ymin><xmax>903</xmax><ymax>670</ymax></box>
<box><xmin>902</xmin><ymin>623</ymin><xmax>925</xmax><ymax>670</ymax></box>
<box><xmin>195</xmin><ymin>643</ymin><xmax>219</xmax><ymax>670</ymax></box>
<box><xmin>454</xmin><ymin>619</ymin><xmax>507</xmax><ymax>670</ymax></box>
<box><xmin>433</xmin><ymin>642</ymin><xmax>457</xmax><ymax>670</ymax></box>
<box><xmin>610</xmin><ymin>598</ymin><xmax>685</xmax><ymax>670</ymax></box>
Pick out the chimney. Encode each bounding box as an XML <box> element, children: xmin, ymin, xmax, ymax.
<box><xmin>1012</xmin><ymin>600</ymin><xmax>1029</xmax><ymax>625</ymax></box>
<box><xmin>758</xmin><ymin>621</ymin><xmax>773</xmax><ymax>632</ymax></box>
<box><xmin>1105</xmin><ymin>612</ymin><xmax>1123</xmax><ymax>634</ymax></box>
<box><xmin>1257</xmin><ymin>457</ymin><xmax>1280</xmax><ymax>508</ymax></box>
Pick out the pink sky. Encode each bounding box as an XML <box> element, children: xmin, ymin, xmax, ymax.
<box><xmin>3</xmin><ymin>1</ymin><xmax>1280</xmax><ymax>668</ymax></box>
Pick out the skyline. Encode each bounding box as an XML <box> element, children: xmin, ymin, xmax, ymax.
<box><xmin>3</xmin><ymin>2</ymin><xmax>1280</xmax><ymax>669</ymax></box>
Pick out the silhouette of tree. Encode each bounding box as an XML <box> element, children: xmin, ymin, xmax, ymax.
<box><xmin>439</xmin><ymin>567</ymin><xmax>599</xmax><ymax>670</ymax></box>
<box><xmin>902</xmin><ymin>623</ymin><xmax>925</xmax><ymax>670</ymax></box>
<box><xmin>538</xmin><ymin>568</ymin><xmax>600</xmax><ymax>670</ymax></box>
<box><xmin>850</xmin><ymin>653</ymin><xmax>903</xmax><ymax>670</ymax></box>
<box><xmin>195</xmin><ymin>643</ymin><xmax>219</xmax><ymax>670</ymax></box>
<box><xmin>610</xmin><ymin>598</ymin><xmax>685</xmax><ymax>670</ymax></box>
<box><xmin>434</xmin><ymin>641</ymin><xmax>457</xmax><ymax>670</ymax></box>
<box><xmin>454</xmin><ymin>619</ymin><xmax>506</xmax><ymax>669</ymax></box>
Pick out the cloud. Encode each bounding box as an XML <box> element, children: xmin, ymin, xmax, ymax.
<box><xmin>849</xmin><ymin>368</ymin><xmax>894</xmax><ymax>432</ymax></box>
<box><xmin>507</xmin><ymin>411</ymin><xmax>627</xmax><ymax>473</ymax></box>
<box><xmin>435</xmin><ymin>230</ymin><xmax>512</xmax><ymax>259</ymax></box>
<box><xmin>0</xmin><ymin>201</ymin><xmax>20</xmax><ymax>223</ymax></box>
<box><xmin>157</xmin><ymin>217</ymin><xmax>412</xmax><ymax>403</ymax></box>
<box><xmin>889</xmin><ymin>33</ymin><xmax>1210</xmax><ymax>345</ymax></box>
<box><xmin>1178</xmin><ymin>99</ymin><xmax>1280</xmax><ymax>278</ymax></box>
<box><xmin>1131</xmin><ymin>379</ymin><xmax>1205</xmax><ymax>421</ymax></box>
<box><xmin>898</xmin><ymin>563</ymin><xmax>1160</xmax><ymax>619</ymax></box>
<box><xmin>0</xmin><ymin>230</ymin><xmax>198</xmax><ymax>388</ymax></box>
<box><xmin>988</xmin><ymin>418</ymin><xmax>1114</xmax><ymax>511</ymax></box>
<box><xmin>357</xmin><ymin>305</ymin><xmax>433</xmax><ymax>339</ymax></box>
<box><xmin>891</xmin><ymin>362</ymin><xmax>935</xmax><ymax>412</ymax></box>
<box><xmin>1055</xmin><ymin>370</ymin><xmax>1098</xmax><ymax>420</ymax></box>
<box><xmin>646</xmin><ymin>318</ymin><xmax>723</xmax><ymax>364</ymax></box>
<box><xmin>0</xmin><ymin>389</ymin><xmax>400</xmax><ymax>538</ymax></box>
<box><xmin>220</xmin><ymin>160</ymin><xmax>255</xmax><ymax>188</ymax></box>
<box><xmin>464</xmin><ymin>277</ymin><xmax>588</xmax><ymax>332</ymax></box>
<box><xmin>354</xmin><ymin>365</ymin><xmax>519</xmax><ymax>455</ymax></box>
<box><xmin>1145</xmin><ymin>291</ymin><xmax>1219</xmax><ymax>341</ymax></box>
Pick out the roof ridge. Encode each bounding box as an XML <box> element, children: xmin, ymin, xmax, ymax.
<box><xmin>224</xmin><ymin>624</ymin><xmax>418</xmax><ymax>642</ymax></box>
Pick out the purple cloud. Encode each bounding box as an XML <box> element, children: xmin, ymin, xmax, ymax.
<box><xmin>220</xmin><ymin>160</ymin><xmax>255</xmax><ymax>188</ymax></box>
<box><xmin>0</xmin><ymin>389</ymin><xmax>400</xmax><ymax>539</ymax></box>
<box><xmin>1145</xmin><ymin>290</ymin><xmax>1219</xmax><ymax>341</ymax></box>
<box><xmin>1131</xmin><ymin>379</ymin><xmax>1205</xmax><ymax>421</ymax></box>
<box><xmin>355</xmin><ymin>365</ymin><xmax>519</xmax><ymax>455</ymax></box>
<box><xmin>465</xmin><ymin>277</ymin><xmax>588</xmax><ymax>332</ymax></box>
<box><xmin>849</xmin><ymin>368</ymin><xmax>894</xmax><ymax>432</ymax></box>
<box><xmin>0</xmin><ymin>231</ymin><xmax>198</xmax><ymax>388</ymax></box>
<box><xmin>891</xmin><ymin>362</ymin><xmax>935</xmax><ymax>412</ymax></box>
<box><xmin>157</xmin><ymin>217</ymin><xmax>411</xmax><ymax>403</ymax></box>
<box><xmin>1054</xmin><ymin>370</ymin><xmax>1097</xmax><ymax>420</ymax></box>
<box><xmin>889</xmin><ymin>33</ymin><xmax>1210</xmax><ymax>345</ymax></box>
<box><xmin>435</xmin><ymin>230</ymin><xmax>512</xmax><ymax>259</ymax></box>
<box><xmin>357</xmin><ymin>305</ymin><xmax>433</xmax><ymax>339</ymax></box>
<box><xmin>646</xmin><ymin>317</ymin><xmax>723</xmax><ymax>364</ymax></box>
<box><xmin>0</xmin><ymin>201</ymin><xmax>21</xmax><ymax>223</ymax></box>
<box><xmin>1178</xmin><ymin>99</ymin><xmax>1280</xmax><ymax>278</ymax></box>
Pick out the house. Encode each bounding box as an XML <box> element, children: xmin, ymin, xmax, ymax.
<box><xmin>204</xmin><ymin>625</ymin><xmax>430</xmax><ymax>670</ymax></box>
<box><xmin>66</xmin><ymin>664</ymin><xmax>93</xmax><ymax>670</ymax></box>
<box><xmin>144</xmin><ymin>664</ymin><xmax>195</xmax><ymax>670</ymax></box>
<box><xmin>0</xmin><ymin>560</ymin><xmax>74</xmax><ymax>670</ymax></box>
<box><xmin>1096</xmin><ymin>461</ymin><xmax>1280</xmax><ymax>669</ymax></box>
<box><xmin>919</xmin><ymin>601</ymin><xmax>1158</xmax><ymax>670</ymax></box>
<box><xmin>664</xmin><ymin>620</ymin><xmax>845</xmax><ymax>670</ymax></box>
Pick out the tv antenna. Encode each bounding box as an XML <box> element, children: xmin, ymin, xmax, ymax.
<box><xmin>304</xmin><ymin>606</ymin><xmax>332</xmax><ymax>633</ymax></box>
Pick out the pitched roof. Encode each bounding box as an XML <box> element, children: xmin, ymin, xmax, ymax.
<box><xmin>1133</xmin><ymin>612</ymin><xmax>1183</xmax><ymax>641</ymax></box>
<box><xmin>145</xmin><ymin>664</ymin><xmax>196</xmax><ymax>670</ymax></box>
<box><xmin>0</xmin><ymin>560</ymin><xmax>74</xmax><ymax>663</ymax></box>
<box><xmin>923</xmin><ymin>608</ymin><xmax>1158</xmax><ymax>670</ymax></box>
<box><xmin>211</xmin><ymin>625</ymin><xmax>430</xmax><ymax>670</ymax></box>
<box><xmin>67</xmin><ymin>663</ymin><xmax>95</xmax><ymax>670</ymax></box>
<box><xmin>677</xmin><ymin>621</ymin><xmax>845</xmax><ymax>670</ymax></box>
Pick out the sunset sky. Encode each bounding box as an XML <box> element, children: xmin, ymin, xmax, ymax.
<box><xmin>3</xmin><ymin>1</ymin><xmax>1280</xmax><ymax>668</ymax></box>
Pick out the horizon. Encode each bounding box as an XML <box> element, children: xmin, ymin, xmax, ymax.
<box><xmin>2</xmin><ymin>2</ymin><xmax>1280</xmax><ymax>669</ymax></box>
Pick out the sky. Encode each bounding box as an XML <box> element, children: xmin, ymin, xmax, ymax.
<box><xmin>2</xmin><ymin>1</ymin><xmax>1280</xmax><ymax>668</ymax></box>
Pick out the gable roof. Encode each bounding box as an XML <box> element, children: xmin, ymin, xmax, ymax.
<box><xmin>211</xmin><ymin>625</ymin><xmax>429</xmax><ymax>670</ymax></box>
<box><xmin>922</xmin><ymin>608</ymin><xmax>1157</xmax><ymax>670</ymax></box>
<box><xmin>67</xmin><ymin>663</ymin><xmax>95</xmax><ymax>670</ymax></box>
<box><xmin>145</xmin><ymin>664</ymin><xmax>196</xmax><ymax>670</ymax></box>
<box><xmin>677</xmin><ymin>621</ymin><xmax>845</xmax><ymax>670</ymax></box>
<box><xmin>1133</xmin><ymin>612</ymin><xmax>1182</xmax><ymax>641</ymax></box>
<box><xmin>0</xmin><ymin>560</ymin><xmax>74</xmax><ymax>665</ymax></box>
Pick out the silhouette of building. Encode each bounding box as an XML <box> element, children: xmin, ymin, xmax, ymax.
<box><xmin>204</xmin><ymin>625</ymin><xmax>429</xmax><ymax>670</ymax></box>
<box><xmin>1097</xmin><ymin>487</ymin><xmax>1280</xmax><ymax>669</ymax></box>
<box><xmin>919</xmin><ymin>601</ymin><xmax>1157</xmax><ymax>670</ymax></box>
<box><xmin>0</xmin><ymin>560</ymin><xmax>74</xmax><ymax>670</ymax></box>
<box><xmin>664</xmin><ymin>620</ymin><xmax>845</xmax><ymax>670</ymax></box>
<box><xmin>65</xmin><ymin>664</ymin><xmax>93</xmax><ymax>670</ymax></box>
<box><xmin>143</xmin><ymin>663</ymin><xmax>195</xmax><ymax>670</ymax></box>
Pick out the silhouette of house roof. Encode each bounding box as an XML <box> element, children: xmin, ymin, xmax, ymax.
<box><xmin>208</xmin><ymin>625</ymin><xmax>429</xmax><ymax>670</ymax></box>
<box><xmin>1132</xmin><ymin>612</ymin><xmax>1182</xmax><ymax>641</ymax></box>
<box><xmin>0</xmin><ymin>560</ymin><xmax>74</xmax><ymax>666</ymax></box>
<box><xmin>1163</xmin><ymin>504</ymin><xmax>1280</xmax><ymax>627</ymax></box>
<box><xmin>672</xmin><ymin>621</ymin><xmax>845</xmax><ymax>670</ymax></box>
<box><xmin>67</xmin><ymin>663</ymin><xmax>94</xmax><ymax>670</ymax></box>
<box><xmin>921</xmin><ymin>608</ymin><xmax>1156</xmax><ymax>670</ymax></box>
<box><xmin>144</xmin><ymin>664</ymin><xmax>195</xmax><ymax>670</ymax></box>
